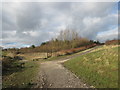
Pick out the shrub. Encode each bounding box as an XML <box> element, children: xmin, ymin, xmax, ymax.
<box><xmin>2</xmin><ymin>56</ymin><xmax>14</xmax><ymax>71</ymax></box>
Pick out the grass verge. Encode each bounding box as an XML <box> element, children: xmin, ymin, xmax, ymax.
<box><xmin>45</xmin><ymin>46</ymin><xmax>99</xmax><ymax>61</ymax></box>
<box><xmin>3</xmin><ymin>60</ymin><xmax>39</xmax><ymax>88</ymax></box>
<box><xmin>64</xmin><ymin>45</ymin><xmax>119</xmax><ymax>88</ymax></box>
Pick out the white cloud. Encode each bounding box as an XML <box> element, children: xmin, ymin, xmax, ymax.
<box><xmin>83</xmin><ymin>17</ymin><xmax>101</xmax><ymax>27</ymax></box>
<box><xmin>96</xmin><ymin>27</ymin><xmax>118</xmax><ymax>42</ymax></box>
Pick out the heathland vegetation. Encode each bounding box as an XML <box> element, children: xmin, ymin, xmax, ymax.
<box><xmin>2</xmin><ymin>29</ymin><xmax>101</xmax><ymax>57</ymax></box>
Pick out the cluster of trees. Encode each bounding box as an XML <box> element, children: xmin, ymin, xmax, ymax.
<box><xmin>3</xmin><ymin>29</ymin><xmax>100</xmax><ymax>54</ymax></box>
<box><xmin>38</xmin><ymin>29</ymin><xmax>96</xmax><ymax>53</ymax></box>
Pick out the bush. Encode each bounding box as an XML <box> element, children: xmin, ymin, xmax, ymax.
<box><xmin>2</xmin><ymin>56</ymin><xmax>24</xmax><ymax>75</ymax></box>
<box><xmin>13</xmin><ymin>56</ymin><xmax>24</xmax><ymax>60</ymax></box>
<box><xmin>2</xmin><ymin>56</ymin><xmax>14</xmax><ymax>71</ymax></box>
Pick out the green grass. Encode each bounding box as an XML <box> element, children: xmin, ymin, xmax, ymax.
<box><xmin>1</xmin><ymin>51</ymin><xmax>7</xmax><ymax>56</ymax></box>
<box><xmin>46</xmin><ymin>55</ymin><xmax>69</xmax><ymax>61</ymax></box>
<box><xmin>64</xmin><ymin>45</ymin><xmax>119</xmax><ymax>88</ymax></box>
<box><xmin>3</xmin><ymin>60</ymin><xmax>40</xmax><ymax>88</ymax></box>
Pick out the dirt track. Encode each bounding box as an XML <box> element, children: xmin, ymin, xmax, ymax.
<box><xmin>33</xmin><ymin>47</ymin><xmax>99</xmax><ymax>88</ymax></box>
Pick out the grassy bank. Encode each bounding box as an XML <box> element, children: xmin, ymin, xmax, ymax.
<box><xmin>64</xmin><ymin>45</ymin><xmax>119</xmax><ymax>88</ymax></box>
<box><xmin>3</xmin><ymin>60</ymin><xmax>39</xmax><ymax>88</ymax></box>
<box><xmin>45</xmin><ymin>46</ymin><xmax>99</xmax><ymax>61</ymax></box>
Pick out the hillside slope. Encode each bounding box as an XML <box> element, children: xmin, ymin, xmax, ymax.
<box><xmin>64</xmin><ymin>45</ymin><xmax>119</xmax><ymax>88</ymax></box>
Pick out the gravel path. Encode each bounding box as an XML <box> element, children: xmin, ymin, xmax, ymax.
<box><xmin>33</xmin><ymin>46</ymin><xmax>100</xmax><ymax>88</ymax></box>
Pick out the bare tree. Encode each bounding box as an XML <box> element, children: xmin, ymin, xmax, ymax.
<box><xmin>57</xmin><ymin>29</ymin><xmax>79</xmax><ymax>41</ymax></box>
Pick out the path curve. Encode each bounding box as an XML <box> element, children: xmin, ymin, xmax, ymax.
<box><xmin>33</xmin><ymin>46</ymin><xmax>100</xmax><ymax>88</ymax></box>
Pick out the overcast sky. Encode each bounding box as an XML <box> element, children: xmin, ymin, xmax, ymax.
<box><xmin>1</xmin><ymin>2</ymin><xmax>119</xmax><ymax>48</ymax></box>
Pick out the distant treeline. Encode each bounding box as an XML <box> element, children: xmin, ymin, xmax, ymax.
<box><xmin>3</xmin><ymin>29</ymin><xmax>98</xmax><ymax>53</ymax></box>
<box><xmin>105</xmin><ymin>39</ymin><xmax>120</xmax><ymax>45</ymax></box>
<box><xmin>2</xmin><ymin>29</ymin><xmax>119</xmax><ymax>54</ymax></box>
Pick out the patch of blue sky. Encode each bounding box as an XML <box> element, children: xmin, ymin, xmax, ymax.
<box><xmin>5</xmin><ymin>42</ymin><xmax>17</xmax><ymax>45</ymax></box>
<box><xmin>110</xmin><ymin>2</ymin><xmax>118</xmax><ymax>14</ymax></box>
<box><xmin>21</xmin><ymin>44</ymin><xmax>30</xmax><ymax>48</ymax></box>
<box><xmin>118</xmin><ymin>1</ymin><xmax>120</xmax><ymax>10</ymax></box>
<box><xmin>98</xmin><ymin>27</ymin><xmax>118</xmax><ymax>36</ymax></box>
<box><xmin>4</xmin><ymin>42</ymin><xmax>30</xmax><ymax>48</ymax></box>
<box><xmin>97</xmin><ymin>25</ymin><xmax>117</xmax><ymax>35</ymax></box>
<box><xmin>108</xmin><ymin>25</ymin><xmax>118</xmax><ymax>30</ymax></box>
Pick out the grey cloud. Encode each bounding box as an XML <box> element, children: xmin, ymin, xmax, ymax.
<box><xmin>2</xmin><ymin>2</ymin><xmax>118</xmax><ymax>48</ymax></box>
<box><xmin>2</xmin><ymin>10</ymin><xmax>17</xmax><ymax>30</ymax></box>
<box><xmin>69</xmin><ymin>2</ymin><xmax>117</xmax><ymax>39</ymax></box>
<box><xmin>16</xmin><ymin>3</ymin><xmax>42</xmax><ymax>31</ymax></box>
<box><xmin>2</xmin><ymin>3</ymin><xmax>18</xmax><ymax>30</ymax></box>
